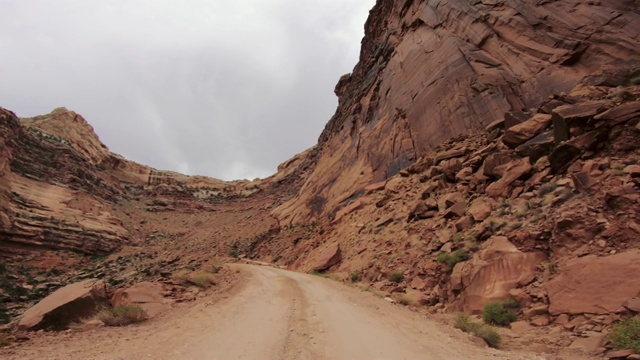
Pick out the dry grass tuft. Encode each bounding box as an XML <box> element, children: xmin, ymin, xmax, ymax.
<box><xmin>96</xmin><ymin>305</ymin><xmax>147</xmax><ymax>327</ymax></box>
<box><xmin>454</xmin><ymin>313</ymin><xmax>501</xmax><ymax>348</ymax></box>
<box><xmin>173</xmin><ymin>269</ymin><xmax>217</xmax><ymax>288</ymax></box>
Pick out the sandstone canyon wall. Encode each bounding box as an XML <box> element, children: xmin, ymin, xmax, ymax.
<box><xmin>274</xmin><ymin>0</ymin><xmax>640</xmax><ymax>224</ymax></box>
<box><xmin>0</xmin><ymin>107</ymin><xmax>265</xmax><ymax>258</ymax></box>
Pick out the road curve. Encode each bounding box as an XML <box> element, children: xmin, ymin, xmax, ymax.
<box><xmin>3</xmin><ymin>264</ymin><xmax>542</xmax><ymax>360</ymax></box>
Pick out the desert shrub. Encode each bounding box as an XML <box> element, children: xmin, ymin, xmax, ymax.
<box><xmin>388</xmin><ymin>271</ymin><xmax>404</xmax><ymax>283</ymax></box>
<box><xmin>397</xmin><ymin>296</ymin><xmax>411</xmax><ymax>306</ymax></box>
<box><xmin>96</xmin><ymin>305</ymin><xmax>147</xmax><ymax>326</ymax></box>
<box><xmin>454</xmin><ymin>313</ymin><xmax>501</xmax><ymax>348</ymax></box>
<box><xmin>482</xmin><ymin>300</ymin><xmax>518</xmax><ymax>326</ymax></box>
<box><xmin>0</xmin><ymin>307</ymin><xmax>9</xmax><ymax>325</ymax></box>
<box><xmin>538</xmin><ymin>182</ymin><xmax>558</xmax><ymax>196</ymax></box>
<box><xmin>436</xmin><ymin>249</ymin><xmax>469</xmax><ymax>271</ymax></box>
<box><xmin>555</xmin><ymin>187</ymin><xmax>575</xmax><ymax>204</ymax></box>
<box><xmin>350</xmin><ymin>271</ymin><xmax>362</xmax><ymax>283</ymax></box>
<box><xmin>540</xmin><ymin>261</ymin><xmax>559</xmax><ymax>275</ymax></box>
<box><xmin>452</xmin><ymin>232</ymin><xmax>465</xmax><ymax>243</ymax></box>
<box><xmin>609</xmin><ymin>317</ymin><xmax>640</xmax><ymax>354</ymax></box>
<box><xmin>496</xmin><ymin>199</ymin><xmax>511</xmax><ymax>216</ymax></box>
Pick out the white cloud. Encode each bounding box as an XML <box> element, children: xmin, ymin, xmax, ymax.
<box><xmin>0</xmin><ymin>0</ymin><xmax>374</xmax><ymax>180</ymax></box>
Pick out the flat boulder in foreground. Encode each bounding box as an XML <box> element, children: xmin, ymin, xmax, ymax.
<box><xmin>18</xmin><ymin>279</ymin><xmax>107</xmax><ymax>330</ymax></box>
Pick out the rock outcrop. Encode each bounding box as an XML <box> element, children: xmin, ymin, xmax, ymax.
<box><xmin>274</xmin><ymin>0</ymin><xmax>640</xmax><ymax>224</ymax></box>
<box><xmin>111</xmin><ymin>282</ymin><xmax>172</xmax><ymax>318</ymax></box>
<box><xmin>0</xmin><ymin>107</ymin><xmax>270</xmax><ymax>257</ymax></box>
<box><xmin>548</xmin><ymin>251</ymin><xmax>640</xmax><ymax>315</ymax></box>
<box><xmin>18</xmin><ymin>279</ymin><xmax>107</xmax><ymax>330</ymax></box>
<box><xmin>450</xmin><ymin>237</ymin><xmax>546</xmax><ymax>314</ymax></box>
<box><xmin>312</xmin><ymin>243</ymin><xmax>342</xmax><ymax>272</ymax></box>
<box><xmin>0</xmin><ymin>108</ymin><xmax>129</xmax><ymax>255</ymax></box>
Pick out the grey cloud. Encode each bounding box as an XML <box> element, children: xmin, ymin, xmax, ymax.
<box><xmin>0</xmin><ymin>0</ymin><xmax>374</xmax><ymax>180</ymax></box>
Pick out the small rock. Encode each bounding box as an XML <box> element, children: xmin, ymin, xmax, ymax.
<box><xmin>313</xmin><ymin>243</ymin><xmax>342</xmax><ymax>271</ymax></box>
<box><xmin>623</xmin><ymin>298</ymin><xmax>640</xmax><ymax>312</ymax></box>
<box><xmin>523</xmin><ymin>304</ymin><xmax>549</xmax><ymax>319</ymax></box>
<box><xmin>607</xmin><ymin>349</ymin><xmax>634</xmax><ymax>359</ymax></box>
<box><xmin>569</xmin><ymin>333</ymin><xmax>605</xmax><ymax>352</ymax></box>
<box><xmin>530</xmin><ymin>315</ymin><xmax>550</xmax><ymax>326</ymax></box>
<box><xmin>625</xmin><ymin>165</ymin><xmax>640</xmax><ymax>178</ymax></box>
<box><xmin>510</xmin><ymin>321</ymin><xmax>532</xmax><ymax>334</ymax></box>
<box><xmin>83</xmin><ymin>319</ymin><xmax>105</xmax><ymax>331</ymax></box>
<box><xmin>468</xmin><ymin>199</ymin><xmax>495</xmax><ymax>222</ymax></box>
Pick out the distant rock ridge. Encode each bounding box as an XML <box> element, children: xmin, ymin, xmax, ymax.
<box><xmin>0</xmin><ymin>107</ymin><xmax>266</xmax><ymax>257</ymax></box>
<box><xmin>274</xmin><ymin>0</ymin><xmax>640</xmax><ymax>224</ymax></box>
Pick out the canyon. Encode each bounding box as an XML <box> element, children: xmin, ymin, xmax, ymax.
<box><xmin>1</xmin><ymin>0</ymin><xmax>640</xmax><ymax>358</ymax></box>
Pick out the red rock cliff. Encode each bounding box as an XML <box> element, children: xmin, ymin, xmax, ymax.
<box><xmin>274</xmin><ymin>0</ymin><xmax>640</xmax><ymax>224</ymax></box>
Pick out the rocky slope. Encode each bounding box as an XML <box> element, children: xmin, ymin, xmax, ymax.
<box><xmin>274</xmin><ymin>0</ymin><xmax>640</xmax><ymax>224</ymax></box>
<box><xmin>0</xmin><ymin>107</ymin><xmax>289</xmax><ymax>324</ymax></box>
<box><xmin>0</xmin><ymin>107</ymin><xmax>270</xmax><ymax>257</ymax></box>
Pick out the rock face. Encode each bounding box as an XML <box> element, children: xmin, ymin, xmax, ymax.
<box><xmin>450</xmin><ymin>237</ymin><xmax>546</xmax><ymax>313</ymax></box>
<box><xmin>18</xmin><ymin>279</ymin><xmax>107</xmax><ymax>330</ymax></box>
<box><xmin>548</xmin><ymin>251</ymin><xmax>640</xmax><ymax>315</ymax></box>
<box><xmin>0</xmin><ymin>108</ymin><xmax>129</xmax><ymax>255</ymax></box>
<box><xmin>0</xmin><ymin>107</ymin><xmax>266</xmax><ymax>257</ymax></box>
<box><xmin>274</xmin><ymin>0</ymin><xmax>640</xmax><ymax>223</ymax></box>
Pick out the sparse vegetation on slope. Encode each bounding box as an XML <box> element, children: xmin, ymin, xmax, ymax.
<box><xmin>436</xmin><ymin>249</ymin><xmax>469</xmax><ymax>272</ymax></box>
<box><xmin>609</xmin><ymin>317</ymin><xmax>640</xmax><ymax>354</ymax></box>
<box><xmin>173</xmin><ymin>270</ymin><xmax>217</xmax><ymax>288</ymax></box>
<box><xmin>454</xmin><ymin>313</ymin><xmax>501</xmax><ymax>348</ymax></box>
<box><xmin>387</xmin><ymin>271</ymin><xmax>404</xmax><ymax>283</ymax></box>
<box><xmin>482</xmin><ymin>300</ymin><xmax>518</xmax><ymax>327</ymax></box>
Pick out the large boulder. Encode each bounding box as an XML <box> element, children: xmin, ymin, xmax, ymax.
<box><xmin>548</xmin><ymin>250</ymin><xmax>640</xmax><ymax>315</ymax></box>
<box><xmin>467</xmin><ymin>198</ymin><xmax>496</xmax><ymax>222</ymax></box>
<box><xmin>502</xmin><ymin>114</ymin><xmax>552</xmax><ymax>148</ymax></box>
<box><xmin>485</xmin><ymin>158</ymin><xmax>532</xmax><ymax>198</ymax></box>
<box><xmin>18</xmin><ymin>279</ymin><xmax>107</xmax><ymax>330</ymax></box>
<box><xmin>313</xmin><ymin>243</ymin><xmax>342</xmax><ymax>271</ymax></box>
<box><xmin>111</xmin><ymin>282</ymin><xmax>172</xmax><ymax>318</ymax></box>
<box><xmin>451</xmin><ymin>237</ymin><xmax>546</xmax><ymax>314</ymax></box>
<box><xmin>552</xmin><ymin>100</ymin><xmax>609</xmax><ymax>143</ymax></box>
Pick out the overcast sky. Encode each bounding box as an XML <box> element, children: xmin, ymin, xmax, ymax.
<box><xmin>0</xmin><ymin>0</ymin><xmax>373</xmax><ymax>180</ymax></box>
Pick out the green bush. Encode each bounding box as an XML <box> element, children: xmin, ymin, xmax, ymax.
<box><xmin>96</xmin><ymin>305</ymin><xmax>147</xmax><ymax>326</ymax></box>
<box><xmin>482</xmin><ymin>300</ymin><xmax>518</xmax><ymax>326</ymax></box>
<box><xmin>609</xmin><ymin>317</ymin><xmax>640</xmax><ymax>354</ymax></box>
<box><xmin>388</xmin><ymin>271</ymin><xmax>404</xmax><ymax>283</ymax></box>
<box><xmin>436</xmin><ymin>249</ymin><xmax>469</xmax><ymax>271</ymax></box>
<box><xmin>454</xmin><ymin>313</ymin><xmax>501</xmax><ymax>348</ymax></box>
<box><xmin>350</xmin><ymin>271</ymin><xmax>362</xmax><ymax>283</ymax></box>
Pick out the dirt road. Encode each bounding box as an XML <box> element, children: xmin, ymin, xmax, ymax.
<box><xmin>2</xmin><ymin>265</ymin><xmax>542</xmax><ymax>359</ymax></box>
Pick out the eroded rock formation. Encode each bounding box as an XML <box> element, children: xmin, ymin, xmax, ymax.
<box><xmin>274</xmin><ymin>0</ymin><xmax>640</xmax><ymax>224</ymax></box>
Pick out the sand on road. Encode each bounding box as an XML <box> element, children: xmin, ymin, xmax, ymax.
<box><xmin>2</xmin><ymin>264</ymin><xmax>542</xmax><ymax>360</ymax></box>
